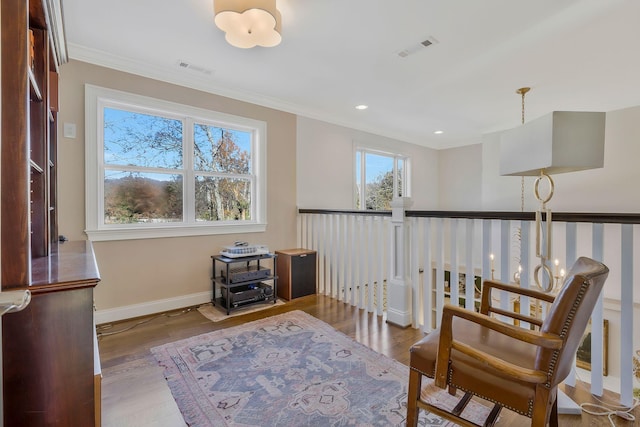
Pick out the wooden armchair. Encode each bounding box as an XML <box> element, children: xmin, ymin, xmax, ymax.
<box><xmin>406</xmin><ymin>256</ymin><xmax>609</xmax><ymax>427</ymax></box>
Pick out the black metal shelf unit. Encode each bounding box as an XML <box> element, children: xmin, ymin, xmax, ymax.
<box><xmin>211</xmin><ymin>253</ymin><xmax>278</xmax><ymax>315</ymax></box>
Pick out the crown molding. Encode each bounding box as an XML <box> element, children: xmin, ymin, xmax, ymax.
<box><xmin>41</xmin><ymin>0</ymin><xmax>68</xmax><ymax>68</ymax></box>
<box><xmin>68</xmin><ymin>43</ymin><xmax>291</xmax><ymax>110</ymax></box>
<box><xmin>67</xmin><ymin>43</ymin><xmax>441</xmax><ymax>149</ymax></box>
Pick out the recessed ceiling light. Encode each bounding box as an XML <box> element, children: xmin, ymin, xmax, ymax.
<box><xmin>355</xmin><ymin>105</ymin><xmax>368</xmax><ymax>110</ymax></box>
<box><xmin>434</xmin><ymin>130</ymin><xmax>444</xmax><ymax>134</ymax></box>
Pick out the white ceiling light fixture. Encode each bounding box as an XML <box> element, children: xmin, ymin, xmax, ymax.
<box><xmin>434</xmin><ymin>130</ymin><xmax>444</xmax><ymax>134</ymax></box>
<box><xmin>355</xmin><ymin>105</ymin><xmax>368</xmax><ymax>110</ymax></box>
<box><xmin>214</xmin><ymin>0</ymin><xmax>282</xmax><ymax>49</ymax></box>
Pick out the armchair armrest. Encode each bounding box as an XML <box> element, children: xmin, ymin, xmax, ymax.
<box><xmin>480</xmin><ymin>280</ymin><xmax>556</xmax><ymax>327</ymax></box>
<box><xmin>482</xmin><ymin>280</ymin><xmax>556</xmax><ymax>305</ymax></box>
<box><xmin>434</xmin><ymin>304</ymin><xmax>563</xmax><ymax>387</ymax></box>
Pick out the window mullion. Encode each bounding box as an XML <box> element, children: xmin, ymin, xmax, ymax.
<box><xmin>184</xmin><ymin>117</ymin><xmax>195</xmax><ymax>224</ymax></box>
<box><xmin>250</xmin><ymin>129</ymin><xmax>257</xmax><ymax>221</ymax></box>
<box><xmin>103</xmin><ymin>164</ymin><xmax>178</xmax><ymax>175</ymax></box>
<box><xmin>96</xmin><ymin>100</ymin><xmax>106</xmax><ymax>228</ymax></box>
<box><xmin>404</xmin><ymin>157</ymin><xmax>410</xmax><ymax>197</ymax></box>
<box><xmin>360</xmin><ymin>150</ymin><xmax>366</xmax><ymax>210</ymax></box>
<box><xmin>393</xmin><ymin>157</ymin><xmax>398</xmax><ymax>198</ymax></box>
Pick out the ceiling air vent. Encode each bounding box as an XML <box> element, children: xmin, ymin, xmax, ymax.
<box><xmin>421</xmin><ymin>39</ymin><xmax>433</xmax><ymax>47</ymax></box>
<box><xmin>176</xmin><ymin>60</ymin><xmax>214</xmax><ymax>76</ymax></box>
<box><xmin>397</xmin><ymin>36</ymin><xmax>439</xmax><ymax>58</ymax></box>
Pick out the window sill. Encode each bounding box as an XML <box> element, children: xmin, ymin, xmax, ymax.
<box><xmin>85</xmin><ymin>223</ymin><xmax>267</xmax><ymax>242</ymax></box>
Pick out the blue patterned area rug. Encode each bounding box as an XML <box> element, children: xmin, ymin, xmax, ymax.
<box><xmin>152</xmin><ymin>310</ymin><xmax>489</xmax><ymax>426</ymax></box>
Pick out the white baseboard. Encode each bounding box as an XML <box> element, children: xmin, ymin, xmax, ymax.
<box><xmin>557</xmin><ymin>390</ymin><xmax>582</xmax><ymax>415</ymax></box>
<box><xmin>386</xmin><ymin>307</ymin><xmax>412</xmax><ymax>328</ymax></box>
<box><xmin>95</xmin><ymin>291</ymin><xmax>211</xmax><ymax>325</ymax></box>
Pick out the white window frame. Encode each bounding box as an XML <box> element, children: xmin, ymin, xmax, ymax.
<box><xmin>85</xmin><ymin>84</ymin><xmax>267</xmax><ymax>241</ymax></box>
<box><xmin>354</xmin><ymin>147</ymin><xmax>410</xmax><ymax>210</ymax></box>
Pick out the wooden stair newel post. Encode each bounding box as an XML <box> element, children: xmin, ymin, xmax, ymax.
<box><xmin>387</xmin><ymin>197</ymin><xmax>413</xmax><ymax>327</ymax></box>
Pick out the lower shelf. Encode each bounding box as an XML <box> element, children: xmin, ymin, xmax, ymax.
<box><xmin>214</xmin><ymin>282</ymin><xmax>276</xmax><ymax>314</ymax></box>
<box><xmin>213</xmin><ymin>296</ymin><xmax>277</xmax><ymax>313</ymax></box>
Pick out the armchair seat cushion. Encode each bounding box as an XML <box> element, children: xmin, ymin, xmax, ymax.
<box><xmin>410</xmin><ymin>317</ymin><xmax>539</xmax><ymax>416</ymax></box>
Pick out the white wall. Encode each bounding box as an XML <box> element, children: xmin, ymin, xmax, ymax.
<box><xmin>58</xmin><ymin>60</ymin><xmax>298</xmax><ymax>321</ymax></box>
<box><xmin>481</xmin><ymin>132</ymin><xmax>540</xmax><ymax>211</ymax></box>
<box><xmin>296</xmin><ymin>116</ymin><xmax>439</xmax><ymax>210</ymax></box>
<box><xmin>437</xmin><ymin>144</ymin><xmax>483</xmax><ymax>210</ymax></box>
<box><xmin>480</xmin><ymin>105</ymin><xmax>640</xmax><ymax>213</ymax></box>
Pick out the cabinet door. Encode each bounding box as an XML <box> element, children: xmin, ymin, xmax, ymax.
<box><xmin>2</xmin><ymin>288</ymin><xmax>96</xmax><ymax>425</ymax></box>
<box><xmin>291</xmin><ymin>252</ymin><xmax>316</xmax><ymax>299</ymax></box>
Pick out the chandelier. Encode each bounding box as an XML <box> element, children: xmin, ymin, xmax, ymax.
<box><xmin>500</xmin><ymin>89</ymin><xmax>606</xmax><ymax>291</ymax></box>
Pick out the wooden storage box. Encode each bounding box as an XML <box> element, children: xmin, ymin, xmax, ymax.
<box><xmin>276</xmin><ymin>249</ymin><xmax>316</xmax><ymax>300</ymax></box>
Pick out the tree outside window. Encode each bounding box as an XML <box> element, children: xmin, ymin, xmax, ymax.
<box><xmin>103</xmin><ymin>108</ymin><xmax>253</xmax><ymax>224</ymax></box>
<box><xmin>355</xmin><ymin>149</ymin><xmax>408</xmax><ymax>210</ymax></box>
<box><xmin>103</xmin><ymin>108</ymin><xmax>184</xmax><ymax>224</ymax></box>
<box><xmin>193</xmin><ymin>125</ymin><xmax>252</xmax><ymax>222</ymax></box>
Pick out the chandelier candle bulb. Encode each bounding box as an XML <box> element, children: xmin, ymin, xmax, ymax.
<box><xmin>513</xmin><ymin>264</ymin><xmax>523</xmax><ymax>284</ymax></box>
<box><xmin>489</xmin><ymin>253</ymin><xmax>495</xmax><ymax>279</ymax></box>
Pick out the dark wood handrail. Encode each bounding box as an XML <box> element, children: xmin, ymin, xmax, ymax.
<box><xmin>298</xmin><ymin>209</ymin><xmax>391</xmax><ymax>216</ymax></box>
<box><xmin>298</xmin><ymin>209</ymin><xmax>640</xmax><ymax>224</ymax></box>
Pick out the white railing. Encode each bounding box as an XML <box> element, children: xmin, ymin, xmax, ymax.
<box><xmin>298</xmin><ymin>208</ymin><xmax>638</xmax><ymax>407</ymax></box>
<box><xmin>298</xmin><ymin>211</ymin><xmax>391</xmax><ymax>315</ymax></box>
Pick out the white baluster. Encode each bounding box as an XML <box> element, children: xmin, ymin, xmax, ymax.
<box><xmin>620</xmin><ymin>223</ymin><xmax>634</xmax><ymax>406</ymax></box>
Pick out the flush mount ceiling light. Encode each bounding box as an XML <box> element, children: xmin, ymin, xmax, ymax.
<box><xmin>214</xmin><ymin>0</ymin><xmax>282</xmax><ymax>48</ymax></box>
<box><xmin>355</xmin><ymin>105</ymin><xmax>368</xmax><ymax>110</ymax></box>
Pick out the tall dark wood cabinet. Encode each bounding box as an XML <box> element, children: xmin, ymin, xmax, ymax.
<box><xmin>276</xmin><ymin>249</ymin><xmax>317</xmax><ymax>300</ymax></box>
<box><xmin>3</xmin><ymin>242</ymin><xmax>101</xmax><ymax>426</ymax></box>
<box><xmin>1</xmin><ymin>1</ymin><xmax>101</xmax><ymax>425</ymax></box>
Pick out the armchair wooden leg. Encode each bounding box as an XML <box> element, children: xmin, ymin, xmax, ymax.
<box><xmin>549</xmin><ymin>397</ymin><xmax>558</xmax><ymax>427</ymax></box>
<box><xmin>532</xmin><ymin>387</ymin><xmax>552</xmax><ymax>427</ymax></box>
<box><xmin>406</xmin><ymin>369</ymin><xmax>422</xmax><ymax>427</ymax></box>
<box><xmin>447</xmin><ymin>384</ymin><xmax>458</xmax><ymax>396</ymax></box>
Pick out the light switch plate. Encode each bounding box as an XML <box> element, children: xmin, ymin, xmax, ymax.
<box><xmin>63</xmin><ymin>122</ymin><xmax>76</xmax><ymax>138</ymax></box>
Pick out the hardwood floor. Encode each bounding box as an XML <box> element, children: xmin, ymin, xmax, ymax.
<box><xmin>98</xmin><ymin>295</ymin><xmax>637</xmax><ymax>426</ymax></box>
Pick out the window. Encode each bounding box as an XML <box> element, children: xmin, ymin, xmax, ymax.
<box><xmin>355</xmin><ymin>148</ymin><xmax>409</xmax><ymax>210</ymax></box>
<box><xmin>85</xmin><ymin>85</ymin><xmax>266</xmax><ymax>241</ymax></box>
